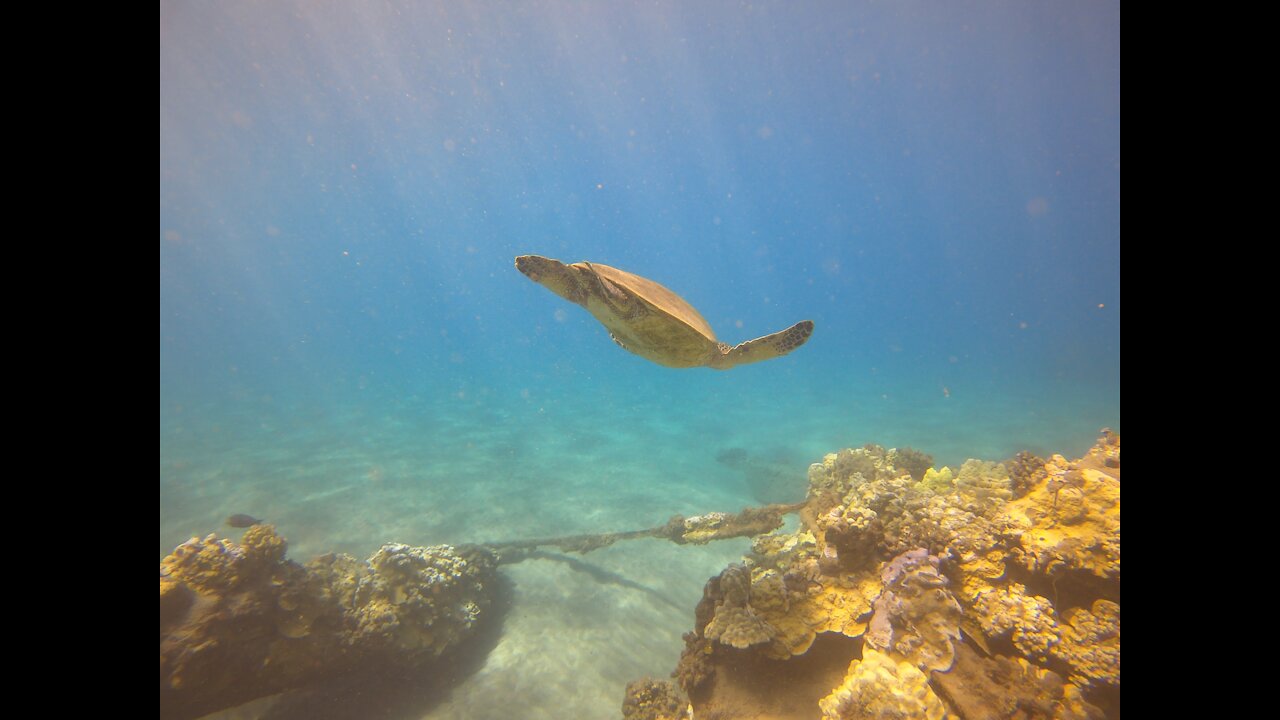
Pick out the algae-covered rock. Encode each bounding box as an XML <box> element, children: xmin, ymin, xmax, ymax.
<box><xmin>678</xmin><ymin>512</ymin><xmax>731</xmax><ymax>544</ymax></box>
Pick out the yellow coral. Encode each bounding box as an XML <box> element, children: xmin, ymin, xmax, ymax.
<box><xmin>945</xmin><ymin>446</ymin><xmax>1120</xmax><ymax>693</ymax></box>
<box><xmin>755</xmin><ymin>572</ymin><xmax>879</xmax><ymax>659</ymax></box>
<box><xmin>704</xmin><ymin>606</ymin><xmax>775</xmax><ymax>649</ymax></box>
<box><xmin>159</xmin><ymin>534</ymin><xmax>248</xmax><ymax>593</ymax></box>
<box><xmin>1003</xmin><ymin>463</ymin><xmax>1120</xmax><ymax>579</ymax></box>
<box><xmin>1057</xmin><ymin>599</ymin><xmax>1120</xmax><ymax>688</ymax></box>
<box><xmin>819</xmin><ymin>649</ymin><xmax>952</xmax><ymax>720</ymax></box>
<box><xmin>916</xmin><ymin>466</ymin><xmax>954</xmax><ymax>494</ymax></box>
<box><xmin>241</xmin><ymin>523</ymin><xmax>288</xmax><ymax>564</ymax></box>
<box><xmin>961</xmin><ymin>582</ymin><xmax>1060</xmax><ymax>660</ymax></box>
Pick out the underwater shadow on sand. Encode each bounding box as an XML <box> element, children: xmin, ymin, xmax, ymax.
<box><xmin>519</xmin><ymin>549</ymin><xmax>686</xmax><ymax>613</ymax></box>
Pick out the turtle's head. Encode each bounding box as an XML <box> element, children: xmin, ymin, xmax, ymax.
<box><xmin>515</xmin><ymin>255</ymin><xmax>591</xmax><ymax>306</ymax></box>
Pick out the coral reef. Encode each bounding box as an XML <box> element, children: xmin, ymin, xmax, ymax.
<box><xmin>887</xmin><ymin>446</ymin><xmax>934</xmax><ymax>483</ymax></box>
<box><xmin>931</xmin><ymin>644</ymin><xmax>1104</xmax><ymax>720</ymax></box>
<box><xmin>703</xmin><ymin>565</ymin><xmax>778</xmax><ymax>649</ymax></box>
<box><xmin>917</xmin><ymin>466</ymin><xmax>955</xmax><ymax>494</ymax></box>
<box><xmin>622</xmin><ymin>679</ymin><xmax>690</xmax><ymax>720</ymax></box>
<box><xmin>1007</xmin><ymin>451</ymin><xmax>1048</xmax><ymax>498</ymax></box>
<box><xmin>750</xmin><ymin>560</ymin><xmax>879</xmax><ymax>660</ymax></box>
<box><xmin>1056</xmin><ymin>600</ymin><xmax>1121</xmax><ymax>690</ymax></box>
<box><xmin>865</xmin><ymin>549</ymin><xmax>963</xmax><ymax>674</ymax></box>
<box><xmin>350</xmin><ymin>543</ymin><xmax>493</xmax><ymax>657</ymax></box>
<box><xmin>641</xmin><ymin>431</ymin><xmax>1120</xmax><ymax>720</ymax></box>
<box><xmin>955</xmin><ymin>459</ymin><xmax>1013</xmax><ymax>500</ymax></box>
<box><xmin>160</xmin><ymin>527</ymin><xmax>497</xmax><ymax>720</ymax></box>
<box><xmin>819</xmin><ymin>649</ymin><xmax>949</xmax><ymax>720</ymax></box>
<box><xmin>816</xmin><ymin>548</ymin><xmax>962</xmax><ymax>719</ymax></box>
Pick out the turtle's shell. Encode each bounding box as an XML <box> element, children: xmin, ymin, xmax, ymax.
<box><xmin>588</xmin><ymin>262</ymin><xmax>717</xmax><ymax>342</ymax></box>
<box><xmin>517</xmin><ymin>253</ymin><xmax>812</xmax><ymax>370</ymax></box>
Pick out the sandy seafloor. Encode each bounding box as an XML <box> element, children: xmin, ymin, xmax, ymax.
<box><xmin>160</xmin><ymin>372</ymin><xmax>1115</xmax><ymax>719</ymax></box>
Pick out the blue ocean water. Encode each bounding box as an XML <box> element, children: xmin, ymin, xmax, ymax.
<box><xmin>160</xmin><ymin>2</ymin><xmax>1118</xmax><ymax>717</ymax></box>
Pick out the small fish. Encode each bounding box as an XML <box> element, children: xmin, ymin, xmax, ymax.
<box><xmin>225</xmin><ymin>513</ymin><xmax>261</xmax><ymax>528</ymax></box>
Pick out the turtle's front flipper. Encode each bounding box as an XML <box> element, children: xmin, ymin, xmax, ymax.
<box><xmin>715</xmin><ymin>320</ymin><xmax>814</xmax><ymax>369</ymax></box>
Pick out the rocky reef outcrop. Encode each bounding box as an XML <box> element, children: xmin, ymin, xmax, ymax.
<box><xmin>160</xmin><ymin>527</ymin><xmax>497</xmax><ymax>720</ymax></box>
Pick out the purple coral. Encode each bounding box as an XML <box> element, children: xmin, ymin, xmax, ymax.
<box><xmin>880</xmin><ymin>547</ymin><xmax>933</xmax><ymax>585</ymax></box>
<box><xmin>867</xmin><ymin>548</ymin><xmax>963</xmax><ymax>673</ymax></box>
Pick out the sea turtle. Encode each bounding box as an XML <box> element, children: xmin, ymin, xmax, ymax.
<box><xmin>515</xmin><ymin>255</ymin><xmax>814</xmax><ymax>370</ymax></box>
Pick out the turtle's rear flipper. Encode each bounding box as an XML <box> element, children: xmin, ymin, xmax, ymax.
<box><xmin>716</xmin><ymin>320</ymin><xmax>814</xmax><ymax>369</ymax></box>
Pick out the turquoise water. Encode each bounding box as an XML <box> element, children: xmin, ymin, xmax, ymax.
<box><xmin>160</xmin><ymin>2</ymin><xmax>1119</xmax><ymax>717</ymax></box>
